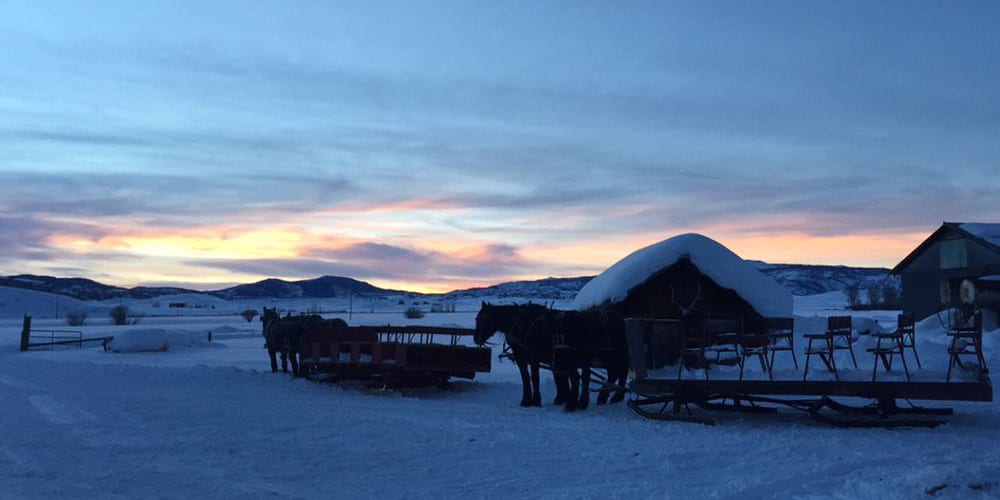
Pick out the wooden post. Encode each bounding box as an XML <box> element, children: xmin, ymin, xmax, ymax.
<box><xmin>19</xmin><ymin>315</ymin><xmax>31</xmax><ymax>352</ymax></box>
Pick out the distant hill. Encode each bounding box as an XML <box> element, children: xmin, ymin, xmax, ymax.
<box><xmin>439</xmin><ymin>264</ymin><xmax>898</xmax><ymax>299</ymax></box>
<box><xmin>210</xmin><ymin>276</ymin><xmax>399</xmax><ymax>300</ymax></box>
<box><xmin>0</xmin><ymin>263</ymin><xmax>899</xmax><ymax>302</ymax></box>
<box><xmin>748</xmin><ymin>262</ymin><xmax>898</xmax><ymax>296</ymax></box>
<box><xmin>0</xmin><ymin>285</ymin><xmax>92</xmax><ymax>318</ymax></box>
<box><xmin>0</xmin><ymin>275</ymin><xmax>137</xmax><ymax>301</ymax></box>
<box><xmin>445</xmin><ymin>276</ymin><xmax>594</xmax><ymax>300</ymax></box>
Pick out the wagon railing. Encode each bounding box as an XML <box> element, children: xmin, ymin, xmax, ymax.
<box><xmin>341</xmin><ymin>325</ymin><xmax>478</xmax><ymax>346</ymax></box>
<box><xmin>298</xmin><ymin>325</ymin><xmax>491</xmax><ymax>387</ymax></box>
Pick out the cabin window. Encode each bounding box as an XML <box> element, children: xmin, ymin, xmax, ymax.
<box><xmin>940</xmin><ymin>239</ymin><xmax>967</xmax><ymax>269</ymax></box>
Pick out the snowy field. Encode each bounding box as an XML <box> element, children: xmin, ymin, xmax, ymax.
<box><xmin>2</xmin><ymin>290</ymin><xmax>1000</xmax><ymax>498</ymax></box>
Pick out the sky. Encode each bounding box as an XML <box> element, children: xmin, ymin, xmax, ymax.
<box><xmin>1</xmin><ymin>1</ymin><xmax>998</xmax><ymax>293</ymax></box>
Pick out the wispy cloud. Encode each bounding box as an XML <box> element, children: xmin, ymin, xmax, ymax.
<box><xmin>0</xmin><ymin>1</ymin><xmax>997</xmax><ymax>288</ymax></box>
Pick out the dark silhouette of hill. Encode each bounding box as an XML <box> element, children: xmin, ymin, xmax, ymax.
<box><xmin>0</xmin><ymin>263</ymin><xmax>898</xmax><ymax>302</ymax></box>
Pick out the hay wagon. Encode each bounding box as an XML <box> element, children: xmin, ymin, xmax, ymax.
<box><xmin>298</xmin><ymin>325</ymin><xmax>491</xmax><ymax>388</ymax></box>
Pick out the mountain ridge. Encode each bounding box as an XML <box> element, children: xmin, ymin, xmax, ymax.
<box><xmin>0</xmin><ymin>263</ymin><xmax>898</xmax><ymax>302</ymax></box>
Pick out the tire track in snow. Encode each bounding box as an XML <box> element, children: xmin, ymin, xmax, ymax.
<box><xmin>27</xmin><ymin>394</ymin><xmax>99</xmax><ymax>425</ymax></box>
<box><xmin>0</xmin><ymin>372</ymin><xmax>44</xmax><ymax>392</ymax></box>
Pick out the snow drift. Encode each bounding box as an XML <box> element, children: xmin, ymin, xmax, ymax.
<box><xmin>107</xmin><ymin>328</ymin><xmax>216</xmax><ymax>353</ymax></box>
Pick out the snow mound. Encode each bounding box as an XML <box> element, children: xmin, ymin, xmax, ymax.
<box><xmin>571</xmin><ymin>233</ymin><xmax>793</xmax><ymax>317</ymax></box>
<box><xmin>107</xmin><ymin>329</ymin><xmax>215</xmax><ymax>353</ymax></box>
<box><xmin>0</xmin><ymin>286</ymin><xmax>90</xmax><ymax>319</ymax></box>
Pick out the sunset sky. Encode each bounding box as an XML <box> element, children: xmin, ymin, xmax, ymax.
<box><xmin>1</xmin><ymin>1</ymin><xmax>998</xmax><ymax>293</ymax></box>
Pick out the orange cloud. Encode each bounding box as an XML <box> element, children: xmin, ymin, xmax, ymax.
<box><xmin>34</xmin><ymin>206</ymin><xmax>935</xmax><ymax>292</ymax></box>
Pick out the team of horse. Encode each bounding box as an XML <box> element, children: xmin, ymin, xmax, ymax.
<box><xmin>260</xmin><ymin>307</ymin><xmax>348</xmax><ymax>377</ymax></box>
<box><xmin>474</xmin><ymin>301</ymin><xmax>629</xmax><ymax>412</ymax></box>
<box><xmin>260</xmin><ymin>302</ymin><xmax>629</xmax><ymax>411</ymax></box>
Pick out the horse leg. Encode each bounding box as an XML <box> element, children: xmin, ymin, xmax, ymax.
<box><xmin>577</xmin><ymin>364</ymin><xmax>591</xmax><ymax>410</ymax></box>
<box><xmin>553</xmin><ymin>372</ymin><xmax>570</xmax><ymax>405</ymax></box>
<box><xmin>289</xmin><ymin>351</ymin><xmax>300</xmax><ymax>377</ymax></box>
<box><xmin>609</xmin><ymin>357</ymin><xmax>629</xmax><ymax>404</ymax></box>
<box><xmin>564</xmin><ymin>367</ymin><xmax>580</xmax><ymax>412</ymax></box>
<box><xmin>268</xmin><ymin>346</ymin><xmax>278</xmax><ymax>373</ymax></box>
<box><xmin>529</xmin><ymin>362</ymin><xmax>542</xmax><ymax>407</ymax></box>
<box><xmin>516</xmin><ymin>359</ymin><xmax>533</xmax><ymax>407</ymax></box>
<box><xmin>280</xmin><ymin>350</ymin><xmax>288</xmax><ymax>373</ymax></box>
<box><xmin>595</xmin><ymin>354</ymin><xmax>610</xmax><ymax>405</ymax></box>
<box><xmin>596</xmin><ymin>374</ymin><xmax>610</xmax><ymax>405</ymax></box>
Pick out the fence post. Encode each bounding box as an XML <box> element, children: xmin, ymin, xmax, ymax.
<box><xmin>20</xmin><ymin>315</ymin><xmax>31</xmax><ymax>352</ymax></box>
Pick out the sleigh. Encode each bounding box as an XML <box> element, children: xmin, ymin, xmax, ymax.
<box><xmin>624</xmin><ymin>317</ymin><xmax>992</xmax><ymax>428</ymax></box>
<box><xmin>299</xmin><ymin>325</ymin><xmax>491</xmax><ymax>388</ymax></box>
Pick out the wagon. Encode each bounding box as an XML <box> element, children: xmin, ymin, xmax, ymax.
<box><xmin>623</xmin><ymin>317</ymin><xmax>993</xmax><ymax>427</ymax></box>
<box><xmin>298</xmin><ymin>325</ymin><xmax>491</xmax><ymax>388</ymax></box>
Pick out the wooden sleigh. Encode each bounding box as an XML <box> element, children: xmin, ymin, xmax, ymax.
<box><xmin>624</xmin><ymin>317</ymin><xmax>992</xmax><ymax>428</ymax></box>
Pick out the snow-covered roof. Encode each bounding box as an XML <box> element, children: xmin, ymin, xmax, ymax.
<box><xmin>570</xmin><ymin>233</ymin><xmax>793</xmax><ymax>317</ymax></box>
<box><xmin>961</xmin><ymin>223</ymin><xmax>1000</xmax><ymax>249</ymax></box>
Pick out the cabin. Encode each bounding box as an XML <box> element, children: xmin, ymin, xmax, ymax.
<box><xmin>891</xmin><ymin>222</ymin><xmax>1000</xmax><ymax>320</ymax></box>
<box><xmin>571</xmin><ymin>233</ymin><xmax>793</xmax><ymax>326</ymax></box>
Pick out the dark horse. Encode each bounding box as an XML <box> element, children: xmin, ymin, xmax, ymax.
<box><xmin>475</xmin><ymin>302</ymin><xmax>569</xmax><ymax>407</ymax></box>
<box><xmin>261</xmin><ymin>307</ymin><xmax>348</xmax><ymax>376</ymax></box>
<box><xmin>552</xmin><ymin>307</ymin><xmax>629</xmax><ymax>411</ymax></box>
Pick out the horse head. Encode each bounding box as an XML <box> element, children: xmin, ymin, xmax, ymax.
<box><xmin>475</xmin><ymin>302</ymin><xmax>523</xmax><ymax>346</ymax></box>
<box><xmin>260</xmin><ymin>307</ymin><xmax>280</xmax><ymax>335</ymax></box>
<box><xmin>474</xmin><ymin>301</ymin><xmax>498</xmax><ymax>346</ymax></box>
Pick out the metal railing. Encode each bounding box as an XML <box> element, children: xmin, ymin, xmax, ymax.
<box><xmin>27</xmin><ymin>329</ymin><xmax>84</xmax><ymax>349</ymax></box>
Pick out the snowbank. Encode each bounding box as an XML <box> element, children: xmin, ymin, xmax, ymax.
<box><xmin>107</xmin><ymin>328</ymin><xmax>216</xmax><ymax>353</ymax></box>
<box><xmin>571</xmin><ymin>233</ymin><xmax>793</xmax><ymax>317</ymax></box>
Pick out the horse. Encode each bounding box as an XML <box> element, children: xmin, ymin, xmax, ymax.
<box><xmin>475</xmin><ymin>302</ymin><xmax>569</xmax><ymax>407</ymax></box>
<box><xmin>261</xmin><ymin>307</ymin><xmax>306</xmax><ymax>374</ymax></box>
<box><xmin>551</xmin><ymin>307</ymin><xmax>629</xmax><ymax>412</ymax></box>
<box><xmin>261</xmin><ymin>308</ymin><xmax>348</xmax><ymax>376</ymax></box>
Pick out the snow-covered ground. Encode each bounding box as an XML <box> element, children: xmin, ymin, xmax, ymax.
<box><xmin>2</xmin><ymin>291</ymin><xmax>1000</xmax><ymax>498</ymax></box>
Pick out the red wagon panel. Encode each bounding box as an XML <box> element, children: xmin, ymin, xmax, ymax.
<box><xmin>299</xmin><ymin>325</ymin><xmax>491</xmax><ymax>387</ymax></box>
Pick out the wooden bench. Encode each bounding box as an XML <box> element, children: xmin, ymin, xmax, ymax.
<box><xmin>804</xmin><ymin>316</ymin><xmax>857</xmax><ymax>381</ymax></box>
<box><xmin>740</xmin><ymin>318</ymin><xmax>786</xmax><ymax>381</ymax></box>
<box><xmin>947</xmin><ymin>312</ymin><xmax>986</xmax><ymax>382</ymax></box>
<box><xmin>868</xmin><ymin>314</ymin><xmax>914</xmax><ymax>381</ymax></box>
<box><xmin>765</xmin><ymin>317</ymin><xmax>796</xmax><ymax>371</ymax></box>
<box><xmin>677</xmin><ymin>318</ymin><xmax>710</xmax><ymax>379</ymax></box>
<box><xmin>704</xmin><ymin>318</ymin><xmax>741</xmax><ymax>366</ymax></box>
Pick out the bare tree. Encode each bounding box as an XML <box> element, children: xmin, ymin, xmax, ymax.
<box><xmin>240</xmin><ymin>309</ymin><xmax>258</xmax><ymax>323</ymax></box>
<box><xmin>66</xmin><ymin>310</ymin><xmax>88</xmax><ymax>326</ymax></box>
<box><xmin>881</xmin><ymin>284</ymin><xmax>901</xmax><ymax>310</ymax></box>
<box><xmin>844</xmin><ymin>283</ymin><xmax>862</xmax><ymax>309</ymax></box>
<box><xmin>866</xmin><ymin>286</ymin><xmax>883</xmax><ymax>309</ymax></box>
<box><xmin>109</xmin><ymin>305</ymin><xmax>142</xmax><ymax>325</ymax></box>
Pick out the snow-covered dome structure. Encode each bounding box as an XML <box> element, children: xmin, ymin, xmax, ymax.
<box><xmin>571</xmin><ymin>233</ymin><xmax>792</xmax><ymax>320</ymax></box>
